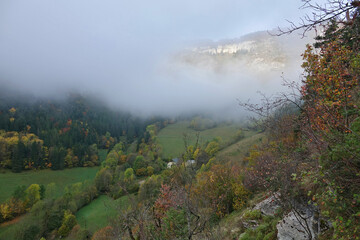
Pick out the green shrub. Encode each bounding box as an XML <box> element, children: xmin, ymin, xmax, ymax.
<box><xmin>255</xmin><ymin>231</ymin><xmax>264</xmax><ymax>240</ymax></box>
<box><xmin>256</xmin><ymin>223</ymin><xmax>271</xmax><ymax>234</ymax></box>
<box><xmin>76</xmin><ymin>229</ymin><xmax>91</xmax><ymax>240</ymax></box>
<box><xmin>58</xmin><ymin>210</ymin><xmax>77</xmax><ymax>237</ymax></box>
<box><xmin>263</xmin><ymin>231</ymin><xmax>276</xmax><ymax>240</ymax></box>
<box><xmin>239</xmin><ymin>231</ymin><xmax>256</xmax><ymax>240</ymax></box>
<box><xmin>243</xmin><ymin>209</ymin><xmax>262</xmax><ymax>220</ymax></box>
<box><xmin>127</xmin><ymin>182</ymin><xmax>140</xmax><ymax>194</ymax></box>
<box><xmin>22</xmin><ymin>225</ymin><xmax>40</xmax><ymax>240</ymax></box>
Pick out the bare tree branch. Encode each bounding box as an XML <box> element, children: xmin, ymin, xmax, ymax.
<box><xmin>272</xmin><ymin>0</ymin><xmax>360</xmax><ymax>36</ymax></box>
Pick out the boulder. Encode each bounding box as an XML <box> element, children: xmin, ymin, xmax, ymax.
<box><xmin>242</xmin><ymin>220</ymin><xmax>259</xmax><ymax>230</ymax></box>
<box><xmin>253</xmin><ymin>194</ymin><xmax>281</xmax><ymax>216</ymax></box>
<box><xmin>277</xmin><ymin>204</ymin><xmax>319</xmax><ymax>240</ymax></box>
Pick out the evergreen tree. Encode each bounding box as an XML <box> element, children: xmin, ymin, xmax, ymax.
<box><xmin>30</xmin><ymin>142</ymin><xmax>41</xmax><ymax>168</ymax></box>
<box><xmin>12</xmin><ymin>141</ymin><xmax>26</xmax><ymax>172</ymax></box>
<box><xmin>49</xmin><ymin>147</ymin><xmax>66</xmax><ymax>170</ymax></box>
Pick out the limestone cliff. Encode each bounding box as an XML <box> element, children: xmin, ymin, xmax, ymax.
<box><xmin>172</xmin><ymin>31</ymin><xmax>314</xmax><ymax>74</ymax></box>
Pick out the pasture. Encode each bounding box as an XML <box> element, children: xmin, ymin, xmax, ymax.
<box><xmin>158</xmin><ymin>121</ymin><xmax>243</xmax><ymax>159</ymax></box>
<box><xmin>76</xmin><ymin>195</ymin><xmax>131</xmax><ymax>234</ymax></box>
<box><xmin>216</xmin><ymin>131</ymin><xmax>265</xmax><ymax>163</ymax></box>
<box><xmin>0</xmin><ymin>167</ymin><xmax>99</xmax><ymax>203</ymax></box>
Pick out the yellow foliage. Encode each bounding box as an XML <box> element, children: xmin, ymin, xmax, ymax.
<box><xmin>245</xmin><ymin>147</ymin><xmax>261</xmax><ymax>165</ymax></box>
<box><xmin>25</xmin><ymin>184</ymin><xmax>41</xmax><ymax>207</ymax></box>
<box><xmin>0</xmin><ymin>131</ymin><xmax>43</xmax><ymax>150</ymax></box>
<box><xmin>205</xmin><ymin>141</ymin><xmax>219</xmax><ymax>157</ymax></box>
<box><xmin>6</xmin><ymin>136</ymin><xmax>19</xmax><ymax>145</ymax></box>
<box><xmin>0</xmin><ymin>203</ymin><xmax>11</xmax><ymax>220</ymax></box>
<box><xmin>193</xmin><ymin>148</ymin><xmax>200</xmax><ymax>159</ymax></box>
<box><xmin>147</xmin><ymin>166</ymin><xmax>154</xmax><ymax>176</ymax></box>
<box><xmin>232</xmin><ymin>182</ymin><xmax>249</xmax><ymax>210</ymax></box>
<box><xmin>8</xmin><ymin>107</ymin><xmax>16</xmax><ymax>114</ymax></box>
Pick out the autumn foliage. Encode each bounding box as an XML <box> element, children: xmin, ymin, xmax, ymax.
<box><xmin>242</xmin><ymin>15</ymin><xmax>360</xmax><ymax>239</ymax></box>
<box><xmin>193</xmin><ymin>164</ymin><xmax>249</xmax><ymax>217</ymax></box>
<box><xmin>301</xmin><ymin>41</ymin><xmax>359</xmax><ymax>142</ymax></box>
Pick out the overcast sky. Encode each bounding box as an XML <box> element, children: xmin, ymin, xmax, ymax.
<box><xmin>0</xmin><ymin>0</ymin><xmax>327</xmax><ymax>117</ymax></box>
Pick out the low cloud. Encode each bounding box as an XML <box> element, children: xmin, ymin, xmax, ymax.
<box><xmin>0</xmin><ymin>0</ymin><xmax>319</xmax><ymax>118</ymax></box>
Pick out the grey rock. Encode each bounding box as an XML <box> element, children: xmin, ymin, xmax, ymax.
<box><xmin>277</xmin><ymin>204</ymin><xmax>319</xmax><ymax>240</ymax></box>
<box><xmin>253</xmin><ymin>194</ymin><xmax>281</xmax><ymax>216</ymax></box>
<box><xmin>243</xmin><ymin>220</ymin><xmax>259</xmax><ymax>230</ymax></box>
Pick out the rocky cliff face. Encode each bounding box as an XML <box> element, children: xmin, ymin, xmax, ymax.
<box><xmin>172</xmin><ymin>31</ymin><xmax>313</xmax><ymax>75</ymax></box>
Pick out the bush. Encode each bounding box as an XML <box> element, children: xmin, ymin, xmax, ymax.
<box><xmin>133</xmin><ymin>156</ymin><xmax>147</xmax><ymax>173</ymax></box>
<box><xmin>22</xmin><ymin>225</ymin><xmax>40</xmax><ymax>240</ymax></box>
<box><xmin>256</xmin><ymin>223</ymin><xmax>271</xmax><ymax>234</ymax></box>
<box><xmin>263</xmin><ymin>231</ymin><xmax>276</xmax><ymax>240</ymax></box>
<box><xmin>58</xmin><ymin>210</ymin><xmax>77</xmax><ymax>237</ymax></box>
<box><xmin>138</xmin><ymin>175</ymin><xmax>162</xmax><ymax>203</ymax></box>
<box><xmin>127</xmin><ymin>182</ymin><xmax>140</xmax><ymax>194</ymax></box>
<box><xmin>255</xmin><ymin>231</ymin><xmax>264</xmax><ymax>240</ymax></box>
<box><xmin>243</xmin><ymin>209</ymin><xmax>262</xmax><ymax>220</ymax></box>
<box><xmin>76</xmin><ymin>228</ymin><xmax>91</xmax><ymax>240</ymax></box>
<box><xmin>95</xmin><ymin>168</ymin><xmax>113</xmax><ymax>192</ymax></box>
<box><xmin>135</xmin><ymin>167</ymin><xmax>147</xmax><ymax>176</ymax></box>
<box><xmin>47</xmin><ymin>210</ymin><xmax>63</xmax><ymax>231</ymax></box>
<box><xmin>238</xmin><ymin>232</ymin><xmax>255</xmax><ymax>240</ymax></box>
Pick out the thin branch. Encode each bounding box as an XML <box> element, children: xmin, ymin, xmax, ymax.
<box><xmin>273</xmin><ymin>0</ymin><xmax>359</xmax><ymax>36</ymax></box>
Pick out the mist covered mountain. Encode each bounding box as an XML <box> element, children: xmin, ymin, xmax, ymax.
<box><xmin>0</xmin><ymin>30</ymin><xmax>314</xmax><ymax>118</ymax></box>
<box><xmin>171</xmin><ymin>31</ymin><xmax>314</xmax><ymax>76</ymax></box>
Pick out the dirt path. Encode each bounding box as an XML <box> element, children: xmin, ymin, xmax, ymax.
<box><xmin>0</xmin><ymin>215</ymin><xmax>24</xmax><ymax>228</ymax></box>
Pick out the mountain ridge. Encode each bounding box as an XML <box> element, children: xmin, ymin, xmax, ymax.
<box><xmin>172</xmin><ymin>30</ymin><xmax>314</xmax><ymax>73</ymax></box>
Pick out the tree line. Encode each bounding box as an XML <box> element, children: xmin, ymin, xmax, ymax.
<box><xmin>0</xmin><ymin>93</ymin><xmax>164</xmax><ymax>172</ymax></box>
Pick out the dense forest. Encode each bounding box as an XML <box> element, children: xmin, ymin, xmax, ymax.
<box><xmin>0</xmin><ymin>92</ymin><xmax>164</xmax><ymax>171</ymax></box>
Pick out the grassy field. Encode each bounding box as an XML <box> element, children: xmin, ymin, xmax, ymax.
<box><xmin>158</xmin><ymin>121</ymin><xmax>243</xmax><ymax>159</ymax></box>
<box><xmin>76</xmin><ymin>195</ymin><xmax>131</xmax><ymax>234</ymax></box>
<box><xmin>0</xmin><ymin>215</ymin><xmax>24</xmax><ymax>240</ymax></box>
<box><xmin>0</xmin><ymin>167</ymin><xmax>100</xmax><ymax>203</ymax></box>
<box><xmin>216</xmin><ymin>131</ymin><xmax>265</xmax><ymax>163</ymax></box>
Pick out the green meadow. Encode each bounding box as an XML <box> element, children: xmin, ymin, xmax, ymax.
<box><xmin>158</xmin><ymin>121</ymin><xmax>243</xmax><ymax>159</ymax></box>
<box><xmin>0</xmin><ymin>167</ymin><xmax>99</xmax><ymax>203</ymax></box>
<box><xmin>216</xmin><ymin>131</ymin><xmax>265</xmax><ymax>163</ymax></box>
<box><xmin>76</xmin><ymin>195</ymin><xmax>131</xmax><ymax>234</ymax></box>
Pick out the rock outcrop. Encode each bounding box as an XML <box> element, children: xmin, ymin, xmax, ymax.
<box><xmin>253</xmin><ymin>194</ymin><xmax>281</xmax><ymax>216</ymax></box>
<box><xmin>173</xmin><ymin>30</ymin><xmax>314</xmax><ymax>75</ymax></box>
<box><xmin>276</xmin><ymin>203</ymin><xmax>319</xmax><ymax>240</ymax></box>
<box><xmin>251</xmin><ymin>194</ymin><xmax>324</xmax><ymax>240</ymax></box>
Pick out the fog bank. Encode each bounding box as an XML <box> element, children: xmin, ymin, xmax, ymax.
<box><xmin>0</xmin><ymin>0</ymin><xmax>323</xmax><ymax>118</ymax></box>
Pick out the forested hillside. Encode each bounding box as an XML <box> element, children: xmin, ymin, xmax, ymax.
<box><xmin>0</xmin><ymin>92</ymin><xmax>161</xmax><ymax>171</ymax></box>
<box><xmin>236</xmin><ymin>2</ymin><xmax>360</xmax><ymax>239</ymax></box>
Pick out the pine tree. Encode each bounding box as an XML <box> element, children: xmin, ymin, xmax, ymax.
<box><xmin>12</xmin><ymin>141</ymin><xmax>26</xmax><ymax>172</ymax></box>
